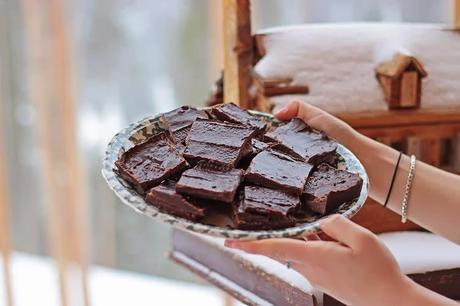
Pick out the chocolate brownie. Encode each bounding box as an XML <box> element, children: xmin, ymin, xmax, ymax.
<box><xmin>115</xmin><ymin>132</ymin><xmax>188</xmax><ymax>194</ymax></box>
<box><xmin>302</xmin><ymin>163</ymin><xmax>363</xmax><ymax>215</ymax></box>
<box><xmin>210</xmin><ymin>103</ymin><xmax>267</xmax><ymax>132</ymax></box>
<box><xmin>265</xmin><ymin>118</ymin><xmax>337</xmax><ymax>165</ymax></box>
<box><xmin>161</xmin><ymin>106</ymin><xmax>208</xmax><ymax>144</ymax></box>
<box><xmin>233</xmin><ymin>186</ymin><xmax>299</xmax><ymax>229</ymax></box>
<box><xmin>176</xmin><ymin>161</ymin><xmax>244</xmax><ymax>203</ymax></box>
<box><xmin>183</xmin><ymin>119</ymin><xmax>257</xmax><ymax>166</ymax></box>
<box><xmin>237</xmin><ymin>138</ymin><xmax>273</xmax><ymax>169</ymax></box>
<box><xmin>251</xmin><ymin>138</ymin><xmax>272</xmax><ymax>156</ymax></box>
<box><xmin>145</xmin><ymin>180</ymin><xmax>208</xmax><ymax>221</ymax></box>
<box><xmin>245</xmin><ymin>149</ymin><xmax>313</xmax><ymax>195</ymax></box>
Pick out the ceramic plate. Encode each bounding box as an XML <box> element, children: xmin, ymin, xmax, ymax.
<box><xmin>102</xmin><ymin>109</ymin><xmax>369</xmax><ymax>240</ymax></box>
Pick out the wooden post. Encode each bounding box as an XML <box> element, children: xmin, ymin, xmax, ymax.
<box><xmin>0</xmin><ymin>3</ymin><xmax>15</xmax><ymax>305</ymax></box>
<box><xmin>406</xmin><ymin>137</ymin><xmax>422</xmax><ymax>158</ymax></box>
<box><xmin>21</xmin><ymin>0</ymin><xmax>90</xmax><ymax>305</ymax></box>
<box><xmin>209</xmin><ymin>0</ymin><xmax>224</xmax><ymax>83</ymax></box>
<box><xmin>223</xmin><ymin>293</ymin><xmax>235</xmax><ymax>306</ymax></box>
<box><xmin>453</xmin><ymin>132</ymin><xmax>460</xmax><ymax>173</ymax></box>
<box><xmin>0</xmin><ymin>79</ymin><xmax>14</xmax><ymax>306</ymax></box>
<box><xmin>421</xmin><ymin>138</ymin><xmax>441</xmax><ymax>167</ymax></box>
<box><xmin>454</xmin><ymin>0</ymin><xmax>460</xmax><ymax>29</ymax></box>
<box><xmin>222</xmin><ymin>0</ymin><xmax>254</xmax><ymax>109</ymax></box>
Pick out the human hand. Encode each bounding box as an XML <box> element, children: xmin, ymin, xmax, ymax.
<box><xmin>225</xmin><ymin>215</ymin><xmax>411</xmax><ymax>306</ymax></box>
<box><xmin>275</xmin><ymin>100</ymin><xmax>362</xmax><ymax>153</ymax></box>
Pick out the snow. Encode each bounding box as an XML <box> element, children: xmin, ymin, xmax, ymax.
<box><xmin>0</xmin><ymin>252</ymin><xmax>226</xmax><ymax>306</ymax></box>
<box><xmin>255</xmin><ymin>23</ymin><xmax>460</xmax><ymax>113</ymax></box>
<box><xmin>379</xmin><ymin>231</ymin><xmax>460</xmax><ymax>274</ymax></box>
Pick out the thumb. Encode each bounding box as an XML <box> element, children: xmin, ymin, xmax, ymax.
<box><xmin>275</xmin><ymin>99</ymin><xmax>325</xmax><ymax>123</ymax></box>
<box><xmin>320</xmin><ymin>215</ymin><xmax>375</xmax><ymax>250</ymax></box>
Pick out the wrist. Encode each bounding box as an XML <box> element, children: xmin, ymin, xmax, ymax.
<box><xmin>343</xmin><ymin>129</ymin><xmax>372</xmax><ymax>158</ymax></box>
<box><xmin>395</xmin><ymin>276</ymin><xmax>420</xmax><ymax>306</ymax></box>
<box><xmin>399</xmin><ymin>276</ymin><xmax>458</xmax><ymax>306</ymax></box>
<box><xmin>364</xmin><ymin>275</ymin><xmax>415</xmax><ymax>306</ymax></box>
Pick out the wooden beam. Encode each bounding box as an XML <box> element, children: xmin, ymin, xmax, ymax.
<box><xmin>48</xmin><ymin>0</ymin><xmax>90</xmax><ymax>304</ymax></box>
<box><xmin>0</xmin><ymin>2</ymin><xmax>15</xmax><ymax>305</ymax></box>
<box><xmin>0</xmin><ymin>62</ymin><xmax>14</xmax><ymax>306</ymax></box>
<box><xmin>406</xmin><ymin>137</ymin><xmax>422</xmax><ymax>158</ymax></box>
<box><xmin>357</xmin><ymin>123</ymin><xmax>460</xmax><ymax>140</ymax></box>
<box><xmin>452</xmin><ymin>133</ymin><xmax>460</xmax><ymax>173</ymax></box>
<box><xmin>336</xmin><ymin>109</ymin><xmax>460</xmax><ymax>129</ymax></box>
<box><xmin>222</xmin><ymin>0</ymin><xmax>254</xmax><ymax>109</ymax></box>
<box><xmin>21</xmin><ymin>1</ymin><xmax>69</xmax><ymax>305</ymax></box>
<box><xmin>223</xmin><ymin>293</ymin><xmax>236</xmax><ymax>306</ymax></box>
<box><xmin>454</xmin><ymin>0</ymin><xmax>460</xmax><ymax>29</ymax></box>
<box><xmin>421</xmin><ymin>138</ymin><xmax>441</xmax><ymax>167</ymax></box>
<box><xmin>209</xmin><ymin>0</ymin><xmax>224</xmax><ymax>82</ymax></box>
<box><xmin>21</xmin><ymin>0</ymin><xmax>90</xmax><ymax>305</ymax></box>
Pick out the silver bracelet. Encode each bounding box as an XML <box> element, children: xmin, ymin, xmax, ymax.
<box><xmin>401</xmin><ymin>155</ymin><xmax>416</xmax><ymax>223</ymax></box>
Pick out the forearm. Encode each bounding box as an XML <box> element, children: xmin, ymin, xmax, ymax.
<box><xmin>402</xmin><ymin>276</ymin><xmax>459</xmax><ymax>306</ymax></box>
<box><xmin>348</xmin><ymin>132</ymin><xmax>460</xmax><ymax>244</ymax></box>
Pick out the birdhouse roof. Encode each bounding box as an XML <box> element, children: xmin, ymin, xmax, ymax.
<box><xmin>376</xmin><ymin>52</ymin><xmax>428</xmax><ymax>79</ymax></box>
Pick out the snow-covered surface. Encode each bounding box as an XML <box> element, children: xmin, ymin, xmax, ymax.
<box><xmin>379</xmin><ymin>231</ymin><xmax>460</xmax><ymax>274</ymax></box>
<box><xmin>0</xmin><ymin>252</ymin><xmax>228</xmax><ymax>306</ymax></box>
<box><xmin>255</xmin><ymin>23</ymin><xmax>460</xmax><ymax>113</ymax></box>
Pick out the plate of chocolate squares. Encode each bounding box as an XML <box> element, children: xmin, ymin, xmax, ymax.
<box><xmin>102</xmin><ymin>103</ymin><xmax>369</xmax><ymax>240</ymax></box>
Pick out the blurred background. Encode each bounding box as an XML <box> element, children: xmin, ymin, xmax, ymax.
<box><xmin>0</xmin><ymin>0</ymin><xmax>454</xmax><ymax>305</ymax></box>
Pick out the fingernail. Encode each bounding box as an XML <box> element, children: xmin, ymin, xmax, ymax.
<box><xmin>276</xmin><ymin>106</ymin><xmax>288</xmax><ymax>114</ymax></box>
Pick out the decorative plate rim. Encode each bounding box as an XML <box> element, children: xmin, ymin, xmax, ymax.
<box><xmin>101</xmin><ymin>108</ymin><xmax>369</xmax><ymax>240</ymax></box>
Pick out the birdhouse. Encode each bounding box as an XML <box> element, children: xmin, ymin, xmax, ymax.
<box><xmin>376</xmin><ymin>52</ymin><xmax>428</xmax><ymax>109</ymax></box>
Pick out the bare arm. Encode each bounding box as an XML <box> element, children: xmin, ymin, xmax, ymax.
<box><xmin>276</xmin><ymin>100</ymin><xmax>460</xmax><ymax>244</ymax></box>
<box><xmin>353</xmin><ymin>133</ymin><xmax>460</xmax><ymax>243</ymax></box>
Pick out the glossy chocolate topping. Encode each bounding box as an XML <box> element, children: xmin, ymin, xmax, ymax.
<box><xmin>240</xmin><ymin>185</ymin><xmax>300</xmax><ymax>216</ymax></box>
<box><xmin>184</xmin><ymin>119</ymin><xmax>256</xmax><ymax>166</ymax></box>
<box><xmin>303</xmin><ymin>163</ymin><xmax>363</xmax><ymax>215</ymax></box>
<box><xmin>245</xmin><ymin>149</ymin><xmax>313</xmax><ymax>195</ymax></box>
<box><xmin>266</xmin><ymin>118</ymin><xmax>337</xmax><ymax>164</ymax></box>
<box><xmin>210</xmin><ymin>102</ymin><xmax>267</xmax><ymax>132</ymax></box>
<box><xmin>161</xmin><ymin>106</ymin><xmax>208</xmax><ymax>143</ymax></box>
<box><xmin>146</xmin><ymin>180</ymin><xmax>207</xmax><ymax>221</ymax></box>
<box><xmin>176</xmin><ymin>161</ymin><xmax>243</xmax><ymax>203</ymax></box>
<box><xmin>115</xmin><ymin>132</ymin><xmax>187</xmax><ymax>193</ymax></box>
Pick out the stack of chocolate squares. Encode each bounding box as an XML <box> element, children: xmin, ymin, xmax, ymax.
<box><xmin>115</xmin><ymin>103</ymin><xmax>363</xmax><ymax>230</ymax></box>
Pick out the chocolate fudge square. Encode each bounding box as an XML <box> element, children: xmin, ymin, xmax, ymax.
<box><xmin>265</xmin><ymin>118</ymin><xmax>337</xmax><ymax>165</ymax></box>
<box><xmin>161</xmin><ymin>106</ymin><xmax>208</xmax><ymax>144</ymax></box>
<box><xmin>210</xmin><ymin>103</ymin><xmax>267</xmax><ymax>132</ymax></box>
<box><xmin>302</xmin><ymin>163</ymin><xmax>363</xmax><ymax>215</ymax></box>
<box><xmin>145</xmin><ymin>180</ymin><xmax>208</xmax><ymax>221</ymax></box>
<box><xmin>115</xmin><ymin>132</ymin><xmax>188</xmax><ymax>194</ymax></box>
<box><xmin>233</xmin><ymin>186</ymin><xmax>299</xmax><ymax>229</ymax></box>
<box><xmin>176</xmin><ymin>161</ymin><xmax>244</xmax><ymax>203</ymax></box>
<box><xmin>183</xmin><ymin>119</ymin><xmax>257</xmax><ymax>166</ymax></box>
<box><xmin>245</xmin><ymin>149</ymin><xmax>313</xmax><ymax>195</ymax></box>
<box><xmin>251</xmin><ymin>138</ymin><xmax>272</xmax><ymax>156</ymax></box>
<box><xmin>237</xmin><ymin>138</ymin><xmax>272</xmax><ymax>169</ymax></box>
